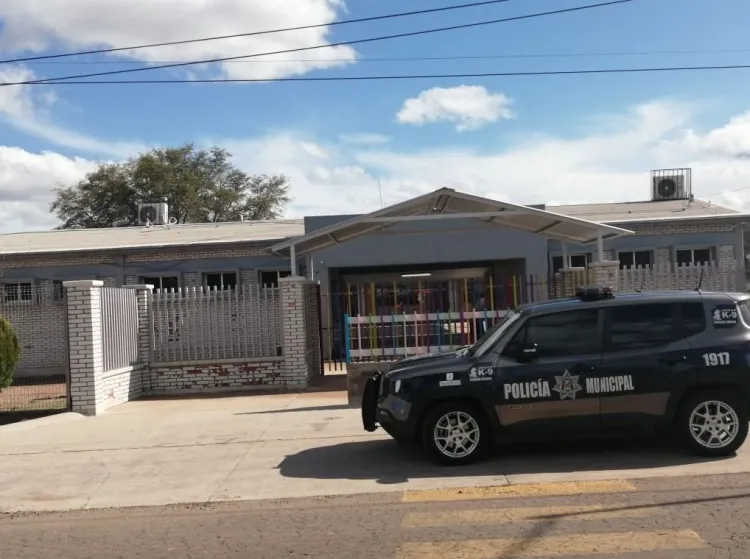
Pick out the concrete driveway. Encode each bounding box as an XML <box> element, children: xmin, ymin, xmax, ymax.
<box><xmin>3</xmin><ymin>389</ymin><xmax>750</xmax><ymax>512</ymax></box>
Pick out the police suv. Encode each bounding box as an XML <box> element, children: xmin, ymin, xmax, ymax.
<box><xmin>361</xmin><ymin>287</ymin><xmax>750</xmax><ymax>465</ymax></box>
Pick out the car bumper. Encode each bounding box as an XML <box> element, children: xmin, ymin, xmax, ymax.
<box><xmin>361</xmin><ymin>373</ymin><xmax>417</xmax><ymax>440</ymax></box>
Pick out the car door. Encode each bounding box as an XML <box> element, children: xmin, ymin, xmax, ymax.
<box><xmin>492</xmin><ymin>307</ymin><xmax>604</xmax><ymax>438</ymax></box>
<box><xmin>598</xmin><ymin>301</ymin><xmax>696</xmax><ymax>433</ymax></box>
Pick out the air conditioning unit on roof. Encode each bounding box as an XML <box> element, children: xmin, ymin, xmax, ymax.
<box><xmin>138</xmin><ymin>203</ymin><xmax>169</xmax><ymax>226</ymax></box>
<box><xmin>651</xmin><ymin>168</ymin><xmax>692</xmax><ymax>201</ymax></box>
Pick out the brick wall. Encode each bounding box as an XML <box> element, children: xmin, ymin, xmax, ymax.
<box><xmin>0</xmin><ymin>284</ymin><xmax>68</xmax><ymax>378</ymax></box>
<box><xmin>148</xmin><ymin>358</ymin><xmax>284</xmax><ymax>395</ymax></box>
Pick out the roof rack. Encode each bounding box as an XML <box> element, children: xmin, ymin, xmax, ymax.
<box><xmin>575</xmin><ymin>285</ymin><xmax>615</xmax><ymax>301</ymax></box>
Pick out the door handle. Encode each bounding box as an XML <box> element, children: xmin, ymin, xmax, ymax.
<box><xmin>660</xmin><ymin>355</ymin><xmax>686</xmax><ymax>366</ymax></box>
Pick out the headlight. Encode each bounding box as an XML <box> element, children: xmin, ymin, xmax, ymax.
<box><xmin>393</xmin><ymin>379</ymin><xmax>402</xmax><ymax>393</ymax></box>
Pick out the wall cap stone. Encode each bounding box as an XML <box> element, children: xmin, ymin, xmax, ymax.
<box><xmin>591</xmin><ymin>261</ymin><xmax>620</xmax><ymax>267</ymax></box>
<box><xmin>279</xmin><ymin>275</ymin><xmax>312</xmax><ymax>284</ymax></box>
<box><xmin>64</xmin><ymin>279</ymin><xmax>104</xmax><ymax>288</ymax></box>
<box><xmin>151</xmin><ymin>356</ymin><xmax>284</xmax><ymax>368</ymax></box>
<box><xmin>122</xmin><ymin>284</ymin><xmax>154</xmax><ymax>290</ymax></box>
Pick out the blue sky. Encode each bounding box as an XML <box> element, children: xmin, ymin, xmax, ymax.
<box><xmin>1</xmin><ymin>0</ymin><xmax>750</xmax><ymax>233</ymax></box>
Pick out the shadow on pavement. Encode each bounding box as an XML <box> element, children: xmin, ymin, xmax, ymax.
<box><xmin>236</xmin><ymin>404</ymin><xmax>354</xmax><ymax>415</ymax></box>
<box><xmin>277</xmin><ymin>437</ymin><xmax>733</xmax><ymax>485</ymax></box>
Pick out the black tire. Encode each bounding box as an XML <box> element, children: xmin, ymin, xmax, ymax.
<box><xmin>421</xmin><ymin>401</ymin><xmax>490</xmax><ymax>466</ymax></box>
<box><xmin>675</xmin><ymin>389</ymin><xmax>749</xmax><ymax>457</ymax></box>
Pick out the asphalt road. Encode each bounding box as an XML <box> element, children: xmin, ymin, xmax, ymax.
<box><xmin>3</xmin><ymin>473</ymin><xmax>750</xmax><ymax>558</ymax></box>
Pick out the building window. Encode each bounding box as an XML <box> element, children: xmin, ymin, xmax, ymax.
<box><xmin>259</xmin><ymin>270</ymin><xmax>292</xmax><ymax>288</ymax></box>
<box><xmin>52</xmin><ymin>280</ymin><xmax>65</xmax><ymax>301</ymax></box>
<box><xmin>140</xmin><ymin>276</ymin><xmax>180</xmax><ymax>292</ymax></box>
<box><xmin>3</xmin><ymin>282</ymin><xmax>32</xmax><ymax>303</ymax></box>
<box><xmin>676</xmin><ymin>248</ymin><xmax>712</xmax><ymax>267</ymax></box>
<box><xmin>618</xmin><ymin>250</ymin><xmax>653</xmax><ymax>270</ymax></box>
<box><xmin>204</xmin><ymin>272</ymin><xmax>237</xmax><ymax>291</ymax></box>
<box><xmin>552</xmin><ymin>253</ymin><xmax>592</xmax><ymax>274</ymax></box>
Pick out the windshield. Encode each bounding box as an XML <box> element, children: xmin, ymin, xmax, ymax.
<box><xmin>461</xmin><ymin>309</ymin><xmax>521</xmax><ymax>358</ymax></box>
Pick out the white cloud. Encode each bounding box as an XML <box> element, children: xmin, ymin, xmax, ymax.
<box><xmin>6</xmin><ymin>98</ymin><xmax>750</xmax><ymax>234</ymax></box>
<box><xmin>0</xmin><ymin>146</ymin><xmax>96</xmax><ymax>233</ymax></box>
<box><xmin>396</xmin><ymin>85</ymin><xmax>515</xmax><ymax>132</ymax></box>
<box><xmin>0</xmin><ymin>0</ymin><xmax>357</xmax><ymax>80</ymax></box>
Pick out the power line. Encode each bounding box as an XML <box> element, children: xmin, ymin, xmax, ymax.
<box><xmin>26</xmin><ymin>48</ymin><xmax>750</xmax><ymax>65</ymax></box>
<box><xmin>0</xmin><ymin>0</ymin><xmax>635</xmax><ymax>87</ymax></box>
<box><xmin>10</xmin><ymin>63</ymin><xmax>750</xmax><ymax>85</ymax></box>
<box><xmin>0</xmin><ymin>0</ymin><xmax>517</xmax><ymax>66</ymax></box>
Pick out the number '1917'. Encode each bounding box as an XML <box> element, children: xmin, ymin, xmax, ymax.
<box><xmin>702</xmin><ymin>352</ymin><xmax>730</xmax><ymax>367</ymax></box>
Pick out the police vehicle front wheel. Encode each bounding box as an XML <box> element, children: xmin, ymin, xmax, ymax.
<box><xmin>676</xmin><ymin>389</ymin><xmax>749</xmax><ymax>457</ymax></box>
<box><xmin>422</xmin><ymin>401</ymin><xmax>490</xmax><ymax>466</ymax></box>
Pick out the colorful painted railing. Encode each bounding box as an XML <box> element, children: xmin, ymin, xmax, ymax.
<box><xmin>343</xmin><ymin>309</ymin><xmax>507</xmax><ymax>362</ymax></box>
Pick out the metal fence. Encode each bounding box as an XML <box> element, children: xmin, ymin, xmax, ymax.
<box><xmin>150</xmin><ymin>285</ymin><xmax>282</xmax><ymax>363</ymax></box>
<box><xmin>101</xmin><ymin>287</ymin><xmax>140</xmax><ymax>371</ymax></box>
<box><xmin>0</xmin><ymin>283</ymin><xmax>69</xmax><ymax>416</ymax></box>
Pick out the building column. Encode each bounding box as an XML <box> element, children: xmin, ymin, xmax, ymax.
<box><xmin>64</xmin><ymin>280</ymin><xmax>104</xmax><ymax>416</ymax></box>
<box><xmin>280</xmin><ymin>276</ymin><xmax>318</xmax><ymax>387</ymax></box>
<box><xmin>591</xmin><ymin>260</ymin><xmax>621</xmax><ymax>291</ymax></box>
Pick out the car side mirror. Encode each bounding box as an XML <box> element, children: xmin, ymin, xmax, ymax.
<box><xmin>517</xmin><ymin>343</ymin><xmax>538</xmax><ymax>362</ymax></box>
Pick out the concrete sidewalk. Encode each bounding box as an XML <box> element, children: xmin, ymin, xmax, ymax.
<box><xmin>3</xmin><ymin>389</ymin><xmax>750</xmax><ymax>512</ymax></box>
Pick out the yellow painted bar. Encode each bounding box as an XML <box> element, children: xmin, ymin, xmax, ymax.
<box><xmin>488</xmin><ymin>275</ymin><xmax>494</xmax><ymax>310</ymax></box>
<box><xmin>512</xmin><ymin>274</ymin><xmax>519</xmax><ymax>307</ymax></box>
<box><xmin>396</xmin><ymin>530</ymin><xmax>705</xmax><ymax>559</ymax></box>
<box><xmin>402</xmin><ymin>504</ymin><xmax>650</xmax><ymax>528</ymax></box>
<box><xmin>402</xmin><ymin>480</ymin><xmax>637</xmax><ymax>502</ymax></box>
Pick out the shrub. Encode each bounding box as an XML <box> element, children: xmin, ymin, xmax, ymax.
<box><xmin>0</xmin><ymin>316</ymin><xmax>20</xmax><ymax>390</ymax></box>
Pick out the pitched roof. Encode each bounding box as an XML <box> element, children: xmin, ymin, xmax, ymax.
<box><xmin>271</xmin><ymin>187</ymin><xmax>633</xmax><ymax>256</ymax></box>
<box><xmin>0</xmin><ymin>219</ymin><xmax>305</xmax><ymax>255</ymax></box>
<box><xmin>548</xmin><ymin>198</ymin><xmax>742</xmax><ymax>223</ymax></box>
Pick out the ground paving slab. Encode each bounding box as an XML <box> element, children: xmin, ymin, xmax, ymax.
<box><xmin>2</xmin><ymin>389</ymin><xmax>750</xmax><ymax>513</ymax></box>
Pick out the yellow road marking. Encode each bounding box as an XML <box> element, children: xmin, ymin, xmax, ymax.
<box><xmin>402</xmin><ymin>479</ymin><xmax>637</xmax><ymax>503</ymax></box>
<box><xmin>402</xmin><ymin>504</ymin><xmax>650</xmax><ymax>528</ymax></box>
<box><xmin>395</xmin><ymin>530</ymin><xmax>706</xmax><ymax>558</ymax></box>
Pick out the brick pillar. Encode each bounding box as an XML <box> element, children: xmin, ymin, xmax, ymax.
<box><xmin>280</xmin><ymin>276</ymin><xmax>312</xmax><ymax>387</ymax></box>
<box><xmin>64</xmin><ymin>280</ymin><xmax>104</xmax><ymax>416</ymax></box>
<box><xmin>591</xmin><ymin>261</ymin><xmax>620</xmax><ymax>291</ymax></box>
<box><xmin>124</xmin><ymin>284</ymin><xmax>153</xmax><ymax>394</ymax></box>
<box><xmin>558</xmin><ymin>267</ymin><xmax>586</xmax><ymax>297</ymax></box>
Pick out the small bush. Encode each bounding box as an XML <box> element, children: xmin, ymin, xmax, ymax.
<box><xmin>0</xmin><ymin>316</ymin><xmax>20</xmax><ymax>390</ymax></box>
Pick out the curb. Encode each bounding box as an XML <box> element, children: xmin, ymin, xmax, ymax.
<box><xmin>0</xmin><ymin>412</ymin><xmax>86</xmax><ymax>433</ymax></box>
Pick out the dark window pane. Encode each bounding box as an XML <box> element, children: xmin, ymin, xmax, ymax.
<box><xmin>525</xmin><ymin>309</ymin><xmax>600</xmax><ymax>359</ymax></box>
<box><xmin>161</xmin><ymin>276</ymin><xmax>179</xmax><ymax>291</ymax></box>
<box><xmin>552</xmin><ymin>256</ymin><xmax>563</xmax><ymax>274</ymax></box>
<box><xmin>221</xmin><ymin>273</ymin><xmax>237</xmax><ymax>290</ymax></box>
<box><xmin>279</xmin><ymin>270</ymin><xmax>292</xmax><ymax>279</ymax></box>
<box><xmin>4</xmin><ymin>284</ymin><xmax>18</xmax><ymax>302</ymax></box>
<box><xmin>260</xmin><ymin>271</ymin><xmax>279</xmax><ymax>288</ymax></box>
<box><xmin>619</xmin><ymin>252</ymin><xmax>634</xmax><ymax>269</ymax></box>
<box><xmin>205</xmin><ymin>273</ymin><xmax>223</xmax><ymax>290</ymax></box>
<box><xmin>53</xmin><ymin>280</ymin><xmax>65</xmax><ymax>301</ymax></box>
<box><xmin>694</xmin><ymin>249</ymin><xmax>711</xmax><ymax>265</ymax></box>
<box><xmin>608</xmin><ymin>303</ymin><xmax>676</xmax><ymax>352</ymax></box>
<box><xmin>4</xmin><ymin>283</ymin><xmax>32</xmax><ymax>302</ymax></box>
<box><xmin>681</xmin><ymin>302</ymin><xmax>706</xmax><ymax>337</ymax></box>
<box><xmin>676</xmin><ymin>250</ymin><xmax>693</xmax><ymax>266</ymax></box>
<box><xmin>634</xmin><ymin>251</ymin><xmax>652</xmax><ymax>268</ymax></box>
<box><xmin>570</xmin><ymin>254</ymin><xmax>588</xmax><ymax>268</ymax></box>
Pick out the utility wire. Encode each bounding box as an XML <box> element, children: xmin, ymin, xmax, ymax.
<box><xmin>10</xmin><ymin>63</ymin><xmax>750</xmax><ymax>85</ymax></box>
<box><xmin>0</xmin><ymin>0</ymin><xmax>518</xmax><ymax>66</ymax></box>
<box><xmin>26</xmin><ymin>47</ymin><xmax>750</xmax><ymax>65</ymax></box>
<box><xmin>0</xmin><ymin>0</ymin><xmax>635</xmax><ymax>87</ymax></box>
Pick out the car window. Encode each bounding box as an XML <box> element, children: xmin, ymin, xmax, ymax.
<box><xmin>680</xmin><ymin>302</ymin><xmax>706</xmax><ymax>337</ymax></box>
<box><xmin>607</xmin><ymin>303</ymin><xmax>677</xmax><ymax>352</ymax></box>
<box><xmin>738</xmin><ymin>300</ymin><xmax>750</xmax><ymax>326</ymax></box>
<box><xmin>513</xmin><ymin>309</ymin><xmax>600</xmax><ymax>359</ymax></box>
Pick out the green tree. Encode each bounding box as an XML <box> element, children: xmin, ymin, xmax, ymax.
<box><xmin>51</xmin><ymin>144</ymin><xmax>292</xmax><ymax>228</ymax></box>
<box><xmin>0</xmin><ymin>316</ymin><xmax>20</xmax><ymax>391</ymax></box>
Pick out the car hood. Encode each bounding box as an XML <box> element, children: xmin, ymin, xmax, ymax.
<box><xmin>386</xmin><ymin>348</ymin><xmax>471</xmax><ymax>378</ymax></box>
